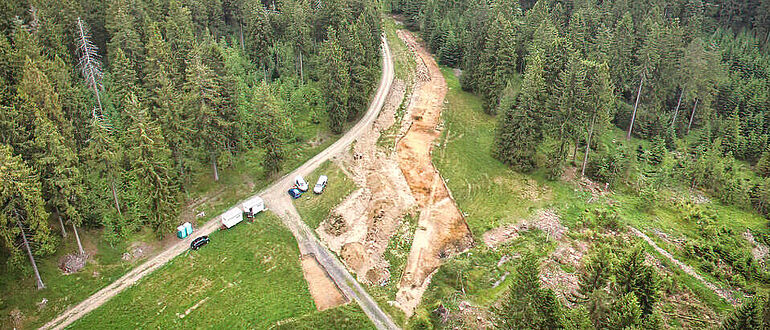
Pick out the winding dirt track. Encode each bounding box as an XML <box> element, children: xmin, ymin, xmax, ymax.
<box><xmin>394</xmin><ymin>30</ymin><xmax>473</xmax><ymax>316</ymax></box>
<box><xmin>42</xmin><ymin>36</ymin><xmax>397</xmax><ymax>330</ymax></box>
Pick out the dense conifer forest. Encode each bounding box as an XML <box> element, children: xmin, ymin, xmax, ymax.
<box><xmin>0</xmin><ymin>0</ymin><xmax>380</xmax><ymax>275</ymax></box>
<box><xmin>390</xmin><ymin>0</ymin><xmax>770</xmax><ymax>219</ymax></box>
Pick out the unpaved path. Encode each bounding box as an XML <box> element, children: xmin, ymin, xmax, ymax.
<box><xmin>629</xmin><ymin>226</ymin><xmax>740</xmax><ymax>305</ymax></box>
<box><xmin>394</xmin><ymin>30</ymin><xmax>473</xmax><ymax>316</ymax></box>
<box><xmin>43</xmin><ymin>36</ymin><xmax>397</xmax><ymax>330</ymax></box>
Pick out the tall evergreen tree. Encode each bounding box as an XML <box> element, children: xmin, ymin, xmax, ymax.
<box><xmin>0</xmin><ymin>144</ymin><xmax>53</xmax><ymax>289</ymax></box>
<box><xmin>319</xmin><ymin>27</ymin><xmax>350</xmax><ymax>134</ymax></box>
<box><xmin>122</xmin><ymin>93</ymin><xmax>178</xmax><ymax>236</ymax></box>
<box><xmin>492</xmin><ymin>254</ymin><xmax>563</xmax><ymax>329</ymax></box>
<box><xmin>721</xmin><ymin>297</ymin><xmax>762</xmax><ymax>330</ymax></box>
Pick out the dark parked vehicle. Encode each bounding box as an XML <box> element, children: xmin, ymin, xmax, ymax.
<box><xmin>288</xmin><ymin>188</ymin><xmax>303</xmax><ymax>199</ymax></box>
<box><xmin>190</xmin><ymin>236</ymin><xmax>210</xmax><ymax>250</ymax></box>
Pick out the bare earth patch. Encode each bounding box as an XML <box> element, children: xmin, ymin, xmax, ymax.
<box><xmin>394</xmin><ymin>30</ymin><xmax>474</xmax><ymax>316</ymax></box>
<box><xmin>300</xmin><ymin>254</ymin><xmax>349</xmax><ymax>311</ymax></box>
<box><xmin>316</xmin><ymin>77</ymin><xmax>418</xmax><ymax>287</ymax></box>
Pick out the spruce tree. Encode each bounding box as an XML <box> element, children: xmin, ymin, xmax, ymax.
<box><xmin>615</xmin><ymin>245</ymin><xmax>660</xmax><ymax>317</ymax></box>
<box><xmin>28</xmin><ymin>113</ymin><xmax>87</xmax><ymax>254</ymax></box>
<box><xmin>183</xmin><ymin>49</ymin><xmax>226</xmax><ymax>182</ymax></box>
<box><xmin>319</xmin><ymin>27</ymin><xmax>350</xmax><ymax>134</ymax></box>
<box><xmin>495</xmin><ymin>54</ymin><xmax>548</xmax><ymax>172</ymax></box>
<box><xmin>0</xmin><ymin>144</ymin><xmax>53</xmax><ymax>289</ymax></box>
<box><xmin>721</xmin><ymin>297</ymin><xmax>761</xmax><ymax>330</ymax></box>
<box><xmin>492</xmin><ymin>254</ymin><xmax>563</xmax><ymax>329</ymax></box>
<box><xmin>123</xmin><ymin>93</ymin><xmax>178</xmax><ymax>236</ymax></box>
<box><xmin>250</xmin><ymin>83</ymin><xmax>293</xmax><ymax>175</ymax></box>
<box><xmin>757</xmin><ymin>151</ymin><xmax>770</xmax><ymax>177</ymax></box>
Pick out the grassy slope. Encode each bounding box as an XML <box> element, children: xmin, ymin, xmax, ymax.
<box><xmin>70</xmin><ymin>213</ymin><xmax>372</xmax><ymax>329</ymax></box>
<box><xmin>294</xmin><ymin>161</ymin><xmax>357</xmax><ymax>229</ymax></box>
<box><xmin>417</xmin><ymin>66</ymin><xmax>764</xmax><ymax>325</ymax></box>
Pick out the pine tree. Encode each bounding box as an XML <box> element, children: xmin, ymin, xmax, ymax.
<box><xmin>0</xmin><ymin>144</ymin><xmax>53</xmax><ymax>289</ymax></box>
<box><xmin>721</xmin><ymin>297</ymin><xmax>761</xmax><ymax>330</ymax></box>
<box><xmin>319</xmin><ymin>27</ymin><xmax>350</xmax><ymax>134</ymax></box>
<box><xmin>495</xmin><ymin>53</ymin><xmax>548</xmax><ymax>172</ymax></box>
<box><xmin>757</xmin><ymin>151</ymin><xmax>770</xmax><ymax>177</ymax></box>
<box><xmin>164</xmin><ymin>0</ymin><xmax>196</xmax><ymax>84</ymax></box>
<box><xmin>615</xmin><ymin>245</ymin><xmax>660</xmax><ymax>317</ymax></box>
<box><xmin>75</xmin><ymin>17</ymin><xmax>104</xmax><ymax>117</ymax></box>
<box><xmin>243</xmin><ymin>2</ymin><xmax>273</xmax><ymax>80</ymax></box>
<box><xmin>250</xmin><ymin>83</ymin><xmax>293</xmax><ymax>174</ymax></box>
<box><xmin>28</xmin><ymin>113</ymin><xmax>87</xmax><ymax>254</ymax></box>
<box><xmin>579</xmin><ymin>60</ymin><xmax>614</xmax><ymax>177</ymax></box>
<box><xmin>607</xmin><ymin>293</ymin><xmax>643</xmax><ymax>329</ymax></box>
<box><xmin>122</xmin><ymin>93</ymin><xmax>178</xmax><ymax>236</ymax></box>
<box><xmin>438</xmin><ymin>30</ymin><xmax>461</xmax><ymax>67</ymax></box>
<box><xmin>573</xmin><ymin>245</ymin><xmax>615</xmax><ymax>303</ymax></box>
<box><xmin>106</xmin><ymin>0</ymin><xmax>144</xmax><ymax>66</ymax></box>
<box><xmin>492</xmin><ymin>254</ymin><xmax>563</xmax><ymax>329</ymax></box>
<box><xmin>183</xmin><ymin>48</ymin><xmax>227</xmax><ymax>182</ymax></box>
<box><xmin>83</xmin><ymin>114</ymin><xmax>123</xmax><ymax>217</ymax></box>
<box><xmin>16</xmin><ymin>58</ymin><xmax>74</xmax><ymax>144</ymax></box>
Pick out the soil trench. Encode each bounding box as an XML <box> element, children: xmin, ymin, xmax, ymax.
<box><xmin>394</xmin><ymin>30</ymin><xmax>474</xmax><ymax>316</ymax></box>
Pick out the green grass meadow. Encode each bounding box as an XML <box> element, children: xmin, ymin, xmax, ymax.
<box><xmin>70</xmin><ymin>212</ymin><xmax>371</xmax><ymax>329</ymax></box>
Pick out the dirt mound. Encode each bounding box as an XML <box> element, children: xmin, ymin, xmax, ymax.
<box><xmin>483</xmin><ymin>209</ymin><xmax>567</xmax><ymax>249</ymax></box>
<box><xmin>341</xmin><ymin>242</ymin><xmax>368</xmax><ymax>273</ymax></box>
<box><xmin>59</xmin><ymin>253</ymin><xmax>88</xmax><ymax>274</ymax></box>
<box><xmin>394</xmin><ymin>30</ymin><xmax>474</xmax><ymax>316</ymax></box>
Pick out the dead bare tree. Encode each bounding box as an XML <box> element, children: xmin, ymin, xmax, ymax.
<box><xmin>687</xmin><ymin>98</ymin><xmax>699</xmax><ymax>133</ymax></box>
<box><xmin>75</xmin><ymin>17</ymin><xmax>104</xmax><ymax>118</ymax></box>
<box><xmin>17</xmin><ymin>219</ymin><xmax>45</xmax><ymax>289</ymax></box>
<box><xmin>626</xmin><ymin>73</ymin><xmax>644</xmax><ymax>140</ymax></box>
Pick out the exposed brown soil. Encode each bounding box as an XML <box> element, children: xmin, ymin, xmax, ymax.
<box><xmin>394</xmin><ymin>30</ymin><xmax>474</xmax><ymax>316</ymax></box>
<box><xmin>300</xmin><ymin>254</ymin><xmax>349</xmax><ymax>311</ymax></box>
<box><xmin>316</xmin><ymin>76</ymin><xmax>417</xmax><ymax>287</ymax></box>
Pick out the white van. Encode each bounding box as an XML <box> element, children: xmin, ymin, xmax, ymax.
<box><xmin>295</xmin><ymin>175</ymin><xmax>309</xmax><ymax>192</ymax></box>
<box><xmin>314</xmin><ymin>175</ymin><xmax>328</xmax><ymax>194</ymax></box>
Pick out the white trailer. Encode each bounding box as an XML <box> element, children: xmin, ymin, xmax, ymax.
<box><xmin>221</xmin><ymin>207</ymin><xmax>244</xmax><ymax>229</ymax></box>
<box><xmin>241</xmin><ymin>196</ymin><xmax>266</xmax><ymax>214</ymax></box>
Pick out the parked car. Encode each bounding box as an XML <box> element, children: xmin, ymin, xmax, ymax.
<box><xmin>288</xmin><ymin>188</ymin><xmax>303</xmax><ymax>199</ymax></box>
<box><xmin>314</xmin><ymin>175</ymin><xmax>328</xmax><ymax>194</ymax></box>
<box><xmin>295</xmin><ymin>175</ymin><xmax>309</xmax><ymax>192</ymax></box>
<box><xmin>190</xmin><ymin>236</ymin><xmax>210</xmax><ymax>250</ymax></box>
